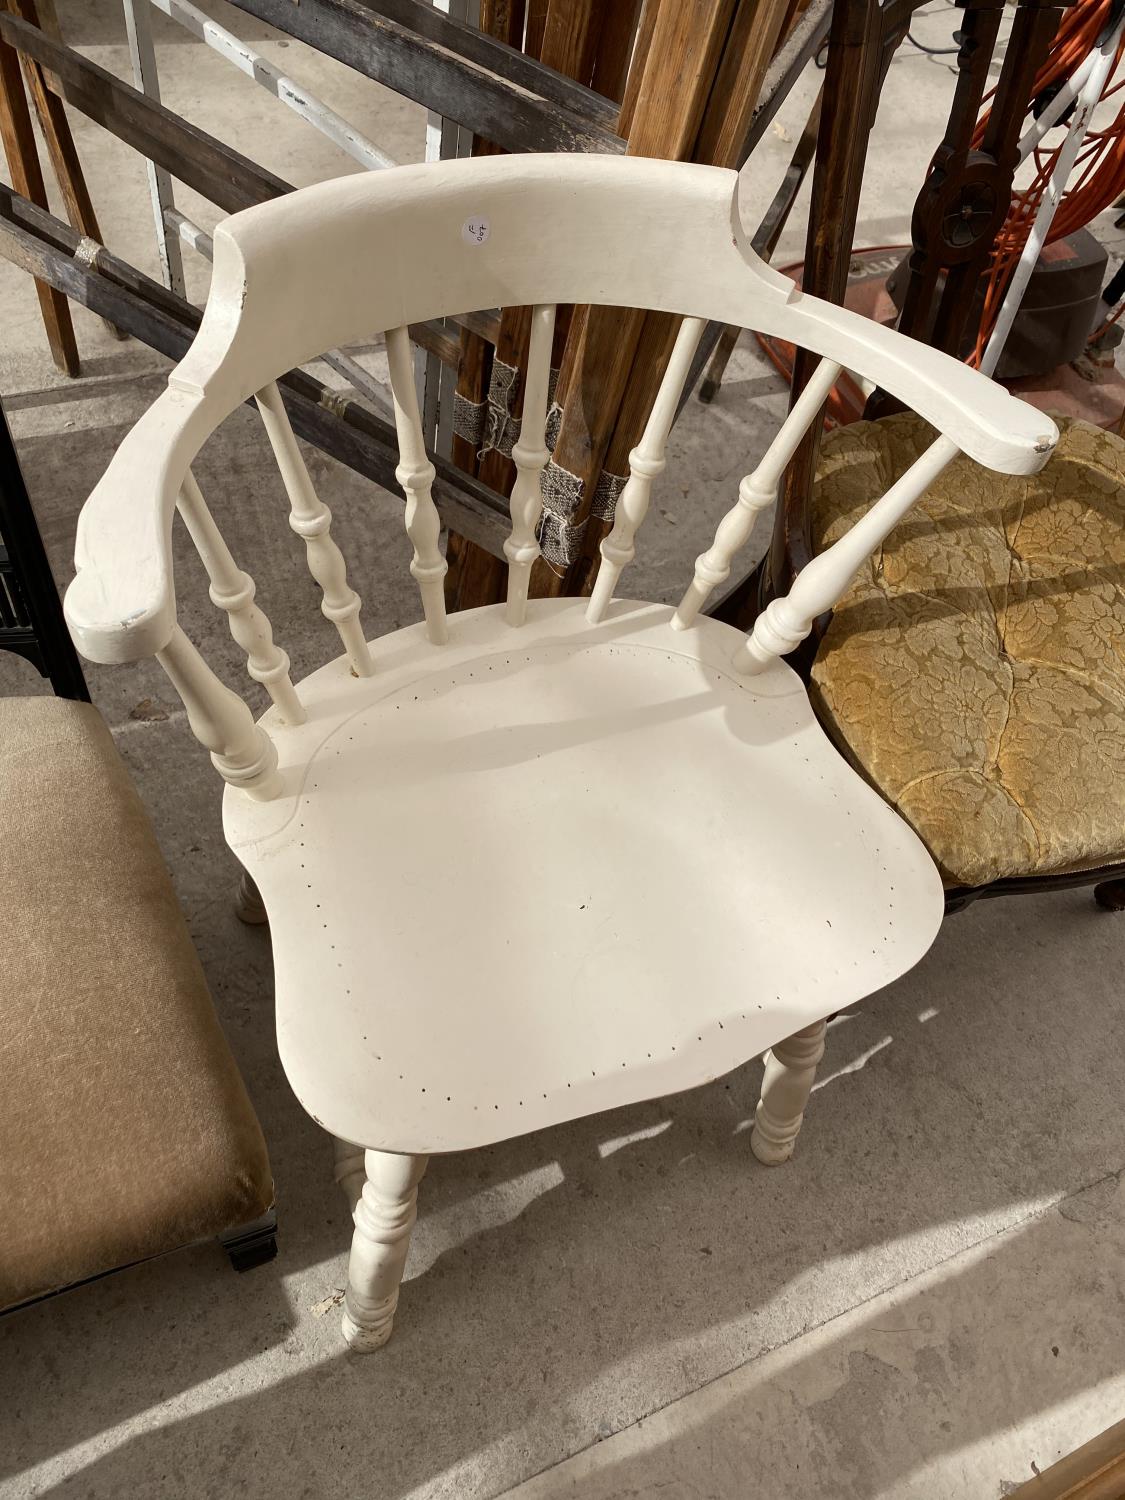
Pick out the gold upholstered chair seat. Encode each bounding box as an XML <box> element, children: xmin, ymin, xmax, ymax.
<box><xmin>809</xmin><ymin>413</ymin><xmax>1125</xmax><ymax>889</ymax></box>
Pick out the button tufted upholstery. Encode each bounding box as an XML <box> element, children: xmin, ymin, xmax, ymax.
<box><xmin>808</xmin><ymin>413</ymin><xmax>1125</xmax><ymax>888</ymax></box>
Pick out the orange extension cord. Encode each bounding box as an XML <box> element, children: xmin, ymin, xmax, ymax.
<box><xmin>970</xmin><ymin>0</ymin><xmax>1125</xmax><ymax>362</ymax></box>
<box><xmin>757</xmin><ymin>1</ymin><xmax>1125</xmax><ymax>414</ymax></box>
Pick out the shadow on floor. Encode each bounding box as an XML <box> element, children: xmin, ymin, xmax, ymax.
<box><xmin>3</xmin><ymin>878</ymin><xmax>1124</xmax><ymax>1497</ymax></box>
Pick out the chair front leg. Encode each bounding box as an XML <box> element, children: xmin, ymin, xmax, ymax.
<box><xmin>233</xmin><ymin>867</ymin><xmax>268</xmax><ymax>925</ymax></box>
<box><xmin>750</xmin><ymin>1020</ymin><xmax>827</xmax><ymax>1166</ymax></box>
<box><xmin>342</xmin><ymin>1150</ymin><xmax>428</xmax><ymax>1351</ymax></box>
<box><xmin>332</xmin><ymin>1135</ymin><xmax>366</xmax><ymax>1216</ymax></box>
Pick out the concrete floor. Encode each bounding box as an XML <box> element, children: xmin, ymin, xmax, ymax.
<box><xmin>2</xmin><ymin>3</ymin><xmax>1125</xmax><ymax>1497</ymax></box>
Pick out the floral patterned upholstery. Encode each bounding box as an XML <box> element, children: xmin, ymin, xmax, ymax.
<box><xmin>809</xmin><ymin>413</ymin><xmax>1125</xmax><ymax>888</ymax></box>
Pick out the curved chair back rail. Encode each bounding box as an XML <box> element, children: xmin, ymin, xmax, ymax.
<box><xmin>64</xmin><ymin>154</ymin><xmax>1058</xmax><ymax>804</ymax></box>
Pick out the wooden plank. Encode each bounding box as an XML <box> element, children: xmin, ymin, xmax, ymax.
<box><xmin>224</xmin><ymin>0</ymin><xmax>625</xmax><ymax>156</ymax></box>
<box><xmin>0</xmin><ymin>9</ymin><xmax>291</xmax><ymax>213</ymax></box>
<box><xmin>408</xmin><ymin>318</ymin><xmax>461</xmax><ymax>369</ymax></box>
<box><xmin>11</xmin><ymin>0</ymin><xmax>124</xmax><ymax>339</ymax></box>
<box><xmin>669</xmin><ymin>0</ymin><xmax>831</xmax><ymax>412</ymax></box>
<box><xmin>541</xmin><ymin>0</ymin><xmax>607</xmax><ymax>88</ymax></box>
<box><xmin>0</xmin><ymin>14</ymin><xmax>78</xmax><ymax>374</ymax></box>
<box><xmin>524</xmin><ymin>0</ymin><xmax>548</xmax><ymax>58</ymax></box>
<box><xmin>737</xmin><ymin>0</ymin><xmax>830</xmax><ymax>160</ymax></box>
<box><xmin>1007</xmin><ymin>1417</ymin><xmax>1125</xmax><ymax>1500</ymax></box>
<box><xmin>686</xmin><ymin>82</ymin><xmax>823</xmax><ymax>412</ymax></box>
<box><xmin>589</xmin><ymin>0</ymin><xmax>642</xmax><ymax>102</ymax></box>
<box><xmin>695</xmin><ymin>0</ymin><xmax>794</xmax><ymax>169</ymax></box>
<box><xmin>11</xmin><ymin>2</ymin><xmax>100</xmax><ymax>244</ymax></box>
<box><xmin>122</xmin><ymin>0</ymin><xmax>187</xmax><ymax>296</ymax></box>
<box><xmin>332</xmin><ymin>0</ymin><xmax>618</xmax><ymax>125</ymax></box>
<box><xmin>0</xmin><ymin>185</ymin><xmax>512</xmax><ymax>557</ymax></box>
<box><xmin>0</xmin><ymin>12</ymin><xmax>513</xmax><ymax>367</ymax></box>
<box><xmin>543</xmin><ymin>0</ymin><xmax>816</xmax><ymax>597</ymax></box>
<box><xmin>616</xmin><ymin>0</ymin><xmax>657</xmax><ymax>138</ymax></box>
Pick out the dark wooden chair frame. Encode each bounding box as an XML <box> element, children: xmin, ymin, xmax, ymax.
<box><xmin>722</xmin><ymin>0</ymin><xmax>1125</xmax><ymax>914</ymax></box>
<box><xmin>0</xmin><ymin>393</ymin><xmax>279</xmax><ymax>1279</ymax></box>
<box><xmin>0</xmin><ymin>397</ymin><xmax>88</xmax><ymax>698</ymax></box>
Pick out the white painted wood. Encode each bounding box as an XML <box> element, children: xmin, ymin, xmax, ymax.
<box><xmin>385</xmin><ymin>325</ymin><xmax>449</xmax><ymax>645</ymax></box>
<box><xmin>342</xmin><ymin>1151</ymin><xmax>428</xmax><ymax>1350</ymax></box>
<box><xmin>121</xmin><ymin>0</ymin><xmax>185</xmax><ymax>298</ymax></box>
<box><xmin>750</xmin><ymin>1019</ymin><xmax>827</xmax><ymax>1165</ymax></box>
<box><xmin>166</xmin><ymin>210</ymin><xmax>398</xmax><ymax>423</ymax></box>
<box><xmin>733</xmin><ymin>435</ymin><xmax>961</xmax><ymax>674</ymax></box>
<box><xmin>177</xmin><ymin>469</ymin><xmax>305</xmax><ymax>723</ymax></box>
<box><xmin>156</xmin><ymin>625</ymin><xmax>281</xmax><ymax>798</ymax></box>
<box><xmin>163</xmin><ymin>205</ymin><xmax>213</xmax><ymax>262</ymax></box>
<box><xmin>673</xmin><ymin>356</ymin><xmax>842</xmax><ymax>630</ymax></box>
<box><xmin>254</xmin><ymin>381</ymin><xmax>374</xmax><ymax>677</ymax></box>
<box><xmin>233</xmin><ymin>866</ymin><xmax>268</xmax><ymax>925</ymax></box>
<box><xmin>187</xmin><ymin>157</ymin><xmax>1053</xmax><ymax>475</ymax></box>
<box><xmin>64</xmin><ymin>152</ymin><xmax>1064</xmax><ymax>1351</ymax></box>
<box><xmin>332</xmin><ymin>1134</ymin><xmax>367</xmax><ymax>1217</ymax></box>
<box><xmin>65</xmin><ymin>156</ymin><xmax>1057</xmax><ymax>663</ymax></box>
<box><xmin>587</xmin><ymin>317</ymin><xmax>706</xmax><ymax>625</ymax></box>
<box><xmin>227</xmin><ymin>598</ymin><xmax>944</xmax><ymax>1157</ymax></box>
<box><xmin>149</xmin><ymin>0</ymin><xmax>397</xmax><ymax>171</ymax></box>
<box><xmin>505</xmin><ymin>302</ymin><xmax>556</xmax><ymax>625</ymax></box>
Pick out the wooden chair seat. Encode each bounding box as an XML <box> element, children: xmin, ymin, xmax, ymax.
<box><xmin>228</xmin><ymin>599</ymin><xmax>943</xmax><ymax>1154</ymax></box>
<box><xmin>809</xmin><ymin>413</ymin><xmax>1125</xmax><ymax>889</ymax></box>
<box><xmin>64</xmin><ymin>155</ymin><xmax>1057</xmax><ymax>1348</ymax></box>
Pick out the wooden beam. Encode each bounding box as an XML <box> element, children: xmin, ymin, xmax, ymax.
<box><xmin>737</xmin><ymin>0</ymin><xmax>830</xmax><ymax>160</ymax></box>
<box><xmin>0</xmin><ymin>186</ymin><xmax>512</xmax><ymax>558</ymax></box>
<box><xmin>0</xmin><ymin>12</ymin><xmax>505</xmax><ymax>364</ymax></box>
<box><xmin>0</xmin><ymin>13</ymin><xmax>78</xmax><ymax>374</ymax></box>
<box><xmin>681</xmin><ymin>82</ymin><xmax>824</xmax><ymax>413</ymax></box>
<box><xmin>1006</xmin><ymin>1416</ymin><xmax>1125</xmax><ymax>1500</ymax></box>
<box><xmin>359</xmin><ymin>0</ymin><xmax>618</xmax><ymax>124</ymax></box>
<box><xmin>11</xmin><ymin>0</ymin><xmax>124</xmax><ymax>339</ymax></box>
<box><xmin>0</xmin><ymin>8</ymin><xmax>291</xmax><ymax>213</ymax></box>
<box><xmin>224</xmin><ymin>0</ymin><xmax>626</xmax><ymax>156</ymax></box>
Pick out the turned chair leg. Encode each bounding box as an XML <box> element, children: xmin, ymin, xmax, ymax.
<box><xmin>332</xmin><ymin>1134</ymin><xmax>366</xmax><ymax>1216</ymax></box>
<box><xmin>750</xmin><ymin>1019</ymin><xmax>827</xmax><ymax>1166</ymax></box>
<box><xmin>233</xmin><ymin>867</ymin><xmax>268</xmax><ymax>925</ymax></box>
<box><xmin>342</xmin><ymin>1150</ymin><xmax>428</xmax><ymax>1352</ymax></box>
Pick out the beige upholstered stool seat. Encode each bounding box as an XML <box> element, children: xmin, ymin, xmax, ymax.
<box><xmin>0</xmin><ymin>697</ymin><xmax>273</xmax><ymax>1311</ymax></box>
<box><xmin>809</xmin><ymin>413</ymin><xmax>1125</xmax><ymax>888</ymax></box>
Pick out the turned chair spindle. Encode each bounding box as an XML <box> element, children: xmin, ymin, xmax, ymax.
<box><xmin>733</xmin><ymin>434</ymin><xmax>961</xmax><ymax>674</ymax></box>
<box><xmin>586</xmin><ymin>317</ymin><xmax>706</xmax><ymax>625</ymax></box>
<box><xmin>505</xmin><ymin>303</ymin><xmax>556</xmax><ymax>626</ymax></box>
<box><xmin>673</xmin><ymin>356</ymin><xmax>843</xmax><ymax>630</ymax></box>
<box><xmin>386</xmin><ymin>325</ymin><xmax>449</xmax><ymax>645</ymax></box>
<box><xmin>177</xmin><ymin>469</ymin><xmax>305</xmax><ymax>724</ymax></box>
<box><xmin>155</xmin><ymin>625</ymin><xmax>281</xmax><ymax>799</ymax></box>
<box><xmin>254</xmin><ymin>381</ymin><xmax>374</xmax><ymax>677</ymax></box>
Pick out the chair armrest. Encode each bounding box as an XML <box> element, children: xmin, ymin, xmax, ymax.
<box><xmin>64</xmin><ymin>385</ymin><xmax>212</xmax><ymax>664</ymax></box>
<box><xmin>770</xmin><ymin>288</ymin><xmax>1058</xmax><ymax>476</ymax></box>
